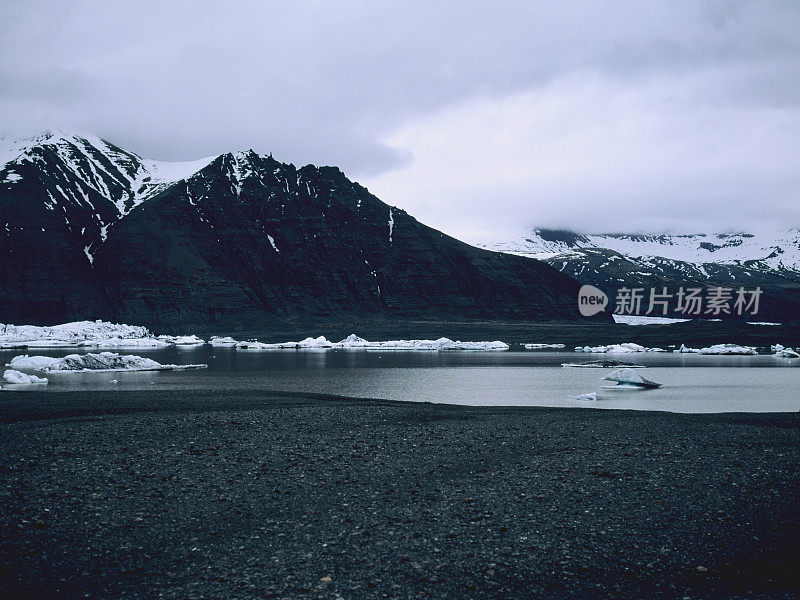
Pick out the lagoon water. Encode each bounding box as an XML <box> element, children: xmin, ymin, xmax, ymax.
<box><xmin>1</xmin><ymin>348</ymin><xmax>798</xmax><ymax>414</ymax></box>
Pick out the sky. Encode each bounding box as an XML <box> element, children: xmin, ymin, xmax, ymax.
<box><xmin>1</xmin><ymin>0</ymin><xmax>799</xmax><ymax>242</ymax></box>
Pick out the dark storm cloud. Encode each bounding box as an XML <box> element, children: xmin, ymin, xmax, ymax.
<box><xmin>1</xmin><ymin>1</ymin><xmax>799</xmax><ymax>238</ymax></box>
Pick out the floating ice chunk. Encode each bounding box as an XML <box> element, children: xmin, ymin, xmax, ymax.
<box><xmin>343</xmin><ymin>337</ymin><xmax>509</xmax><ymax>351</ymax></box>
<box><xmin>607</xmin><ymin>343</ymin><xmax>648</xmax><ymax>353</ymax></box>
<box><xmin>562</xmin><ymin>360</ymin><xmax>646</xmax><ymax>368</ymax></box>
<box><xmin>774</xmin><ymin>347</ymin><xmax>800</xmax><ymax>358</ymax></box>
<box><xmin>95</xmin><ymin>338</ymin><xmax>171</xmax><ymax>349</ymax></box>
<box><xmin>575</xmin><ymin>343</ymin><xmax>653</xmax><ymax>353</ymax></box>
<box><xmin>298</xmin><ymin>336</ymin><xmax>333</xmax><ymax>348</ymax></box>
<box><xmin>235</xmin><ymin>340</ymin><xmax>284</xmax><ymax>350</ymax></box>
<box><xmin>602</xmin><ymin>368</ymin><xmax>662</xmax><ymax>389</ymax></box>
<box><xmin>7</xmin><ymin>355</ymin><xmax>63</xmax><ymax>371</ymax></box>
<box><xmin>0</xmin><ymin>320</ymin><xmax>174</xmax><ymax>349</ymax></box>
<box><xmin>674</xmin><ymin>343</ymin><xmax>757</xmax><ymax>355</ymax></box>
<box><xmin>0</xmin><ymin>320</ymin><xmax>153</xmax><ymax>347</ymax></box>
<box><xmin>673</xmin><ymin>344</ymin><xmax>697</xmax><ymax>353</ymax></box>
<box><xmin>436</xmin><ymin>338</ymin><xmax>509</xmax><ymax>351</ymax></box>
<box><xmin>228</xmin><ymin>334</ymin><xmax>509</xmax><ymax>351</ymax></box>
<box><xmin>209</xmin><ymin>336</ymin><xmax>238</xmax><ymax>346</ymax></box>
<box><xmin>568</xmin><ymin>392</ymin><xmax>598</xmax><ymax>401</ymax></box>
<box><xmin>158</xmin><ymin>335</ymin><xmax>205</xmax><ymax>346</ymax></box>
<box><xmin>3</xmin><ymin>369</ymin><xmax>48</xmax><ymax>385</ymax></box>
<box><xmin>612</xmin><ymin>314</ymin><xmax>690</xmax><ymax>325</ymax></box>
<box><xmin>8</xmin><ymin>352</ymin><xmax>206</xmax><ymax>373</ymax></box>
<box><xmin>335</xmin><ymin>334</ymin><xmax>371</xmax><ymax>348</ymax></box>
<box><xmin>524</xmin><ymin>343</ymin><xmax>566</xmax><ymax>350</ymax></box>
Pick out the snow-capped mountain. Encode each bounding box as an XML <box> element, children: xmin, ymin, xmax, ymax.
<box><xmin>479</xmin><ymin>229</ymin><xmax>800</xmax><ymax>273</ymax></box>
<box><xmin>0</xmin><ymin>132</ymin><xmax>583</xmax><ymax>326</ymax></box>
<box><xmin>0</xmin><ymin>130</ymin><xmax>215</xmax><ymax>262</ymax></box>
<box><xmin>478</xmin><ymin>229</ymin><xmax>800</xmax><ymax>322</ymax></box>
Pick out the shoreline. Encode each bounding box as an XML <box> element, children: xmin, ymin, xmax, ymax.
<box><xmin>2</xmin><ymin>389</ymin><xmax>799</xmax><ymax>424</ymax></box>
<box><xmin>1</xmin><ymin>392</ymin><xmax>798</xmax><ymax>599</ymax></box>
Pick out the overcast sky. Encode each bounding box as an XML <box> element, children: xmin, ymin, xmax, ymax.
<box><xmin>2</xmin><ymin>1</ymin><xmax>799</xmax><ymax>241</ymax></box>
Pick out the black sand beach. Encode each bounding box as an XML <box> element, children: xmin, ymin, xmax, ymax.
<box><xmin>1</xmin><ymin>391</ymin><xmax>798</xmax><ymax>599</ymax></box>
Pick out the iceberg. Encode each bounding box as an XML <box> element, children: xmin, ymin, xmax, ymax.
<box><xmin>298</xmin><ymin>336</ymin><xmax>334</xmax><ymax>348</ymax></box>
<box><xmin>335</xmin><ymin>334</ymin><xmax>371</xmax><ymax>348</ymax></box>
<box><xmin>574</xmin><ymin>343</ymin><xmax>660</xmax><ymax>353</ymax></box>
<box><xmin>674</xmin><ymin>343</ymin><xmax>757</xmax><ymax>355</ymax></box>
<box><xmin>231</xmin><ymin>334</ymin><xmax>509</xmax><ymax>351</ymax></box>
<box><xmin>235</xmin><ymin>340</ymin><xmax>288</xmax><ymax>350</ymax></box>
<box><xmin>773</xmin><ymin>346</ymin><xmax>800</xmax><ymax>358</ymax></box>
<box><xmin>333</xmin><ymin>336</ymin><xmax>508</xmax><ymax>351</ymax></box>
<box><xmin>568</xmin><ymin>392</ymin><xmax>598</xmax><ymax>401</ymax></box>
<box><xmin>6</xmin><ymin>355</ymin><xmax>62</xmax><ymax>371</ymax></box>
<box><xmin>96</xmin><ymin>338</ymin><xmax>172</xmax><ymax>349</ymax></box>
<box><xmin>0</xmin><ymin>320</ymin><xmax>172</xmax><ymax>349</ymax></box>
<box><xmin>612</xmin><ymin>314</ymin><xmax>690</xmax><ymax>325</ymax></box>
<box><xmin>157</xmin><ymin>334</ymin><xmax>205</xmax><ymax>346</ymax></box>
<box><xmin>524</xmin><ymin>343</ymin><xmax>566</xmax><ymax>350</ymax></box>
<box><xmin>562</xmin><ymin>360</ymin><xmax>646</xmax><ymax>368</ymax></box>
<box><xmin>3</xmin><ymin>369</ymin><xmax>48</xmax><ymax>385</ymax></box>
<box><xmin>209</xmin><ymin>336</ymin><xmax>238</xmax><ymax>346</ymax></box>
<box><xmin>602</xmin><ymin>368</ymin><xmax>662</xmax><ymax>389</ymax></box>
<box><xmin>8</xmin><ymin>352</ymin><xmax>206</xmax><ymax>373</ymax></box>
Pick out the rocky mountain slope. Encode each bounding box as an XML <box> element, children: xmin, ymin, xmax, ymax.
<box><xmin>478</xmin><ymin>229</ymin><xmax>800</xmax><ymax>322</ymax></box>
<box><xmin>0</xmin><ymin>132</ymin><xmax>583</xmax><ymax>327</ymax></box>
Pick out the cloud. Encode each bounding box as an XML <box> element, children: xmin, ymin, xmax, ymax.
<box><xmin>363</xmin><ymin>70</ymin><xmax>800</xmax><ymax>240</ymax></box>
<box><xmin>1</xmin><ymin>1</ymin><xmax>799</xmax><ymax>237</ymax></box>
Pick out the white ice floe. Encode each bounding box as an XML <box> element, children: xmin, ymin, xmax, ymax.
<box><xmin>335</xmin><ymin>334</ymin><xmax>371</xmax><ymax>348</ymax></box>
<box><xmin>235</xmin><ymin>340</ymin><xmax>287</xmax><ymax>350</ymax></box>
<box><xmin>524</xmin><ymin>343</ymin><xmax>566</xmax><ymax>350</ymax></box>
<box><xmin>612</xmin><ymin>314</ymin><xmax>690</xmax><ymax>325</ymax></box>
<box><xmin>157</xmin><ymin>334</ymin><xmax>205</xmax><ymax>346</ymax></box>
<box><xmin>100</xmin><ymin>338</ymin><xmax>172</xmax><ymax>348</ymax></box>
<box><xmin>233</xmin><ymin>334</ymin><xmax>509</xmax><ymax>351</ymax></box>
<box><xmin>568</xmin><ymin>392</ymin><xmax>598</xmax><ymax>401</ymax></box>
<box><xmin>209</xmin><ymin>336</ymin><xmax>238</xmax><ymax>347</ymax></box>
<box><xmin>771</xmin><ymin>344</ymin><xmax>800</xmax><ymax>358</ymax></box>
<box><xmin>342</xmin><ymin>337</ymin><xmax>509</xmax><ymax>351</ymax></box>
<box><xmin>0</xmin><ymin>320</ymin><xmax>158</xmax><ymax>347</ymax></box>
<box><xmin>574</xmin><ymin>343</ymin><xmax>665</xmax><ymax>353</ymax></box>
<box><xmin>602</xmin><ymin>368</ymin><xmax>662</xmax><ymax>389</ymax></box>
<box><xmin>8</xmin><ymin>352</ymin><xmax>206</xmax><ymax>373</ymax></box>
<box><xmin>562</xmin><ymin>360</ymin><xmax>647</xmax><ymax>368</ymax></box>
<box><xmin>3</xmin><ymin>369</ymin><xmax>48</xmax><ymax>385</ymax></box>
<box><xmin>673</xmin><ymin>343</ymin><xmax>758</xmax><ymax>355</ymax></box>
<box><xmin>0</xmin><ymin>320</ymin><xmax>173</xmax><ymax>349</ymax></box>
<box><xmin>299</xmin><ymin>336</ymin><xmax>334</xmax><ymax>348</ymax></box>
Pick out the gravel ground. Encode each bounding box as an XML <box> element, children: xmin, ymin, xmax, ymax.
<box><xmin>0</xmin><ymin>391</ymin><xmax>798</xmax><ymax>599</ymax></box>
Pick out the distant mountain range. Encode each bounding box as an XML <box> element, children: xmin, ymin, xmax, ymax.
<box><xmin>478</xmin><ymin>229</ymin><xmax>800</xmax><ymax>322</ymax></box>
<box><xmin>0</xmin><ymin>131</ymin><xmax>583</xmax><ymax>327</ymax></box>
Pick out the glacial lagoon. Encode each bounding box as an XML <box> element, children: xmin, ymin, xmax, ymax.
<box><xmin>3</xmin><ymin>347</ymin><xmax>798</xmax><ymax>414</ymax></box>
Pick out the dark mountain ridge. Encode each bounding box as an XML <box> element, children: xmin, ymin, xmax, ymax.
<box><xmin>0</xmin><ymin>133</ymin><xmax>583</xmax><ymax>328</ymax></box>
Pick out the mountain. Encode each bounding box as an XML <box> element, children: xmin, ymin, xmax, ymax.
<box><xmin>0</xmin><ymin>132</ymin><xmax>583</xmax><ymax>327</ymax></box>
<box><xmin>477</xmin><ymin>229</ymin><xmax>800</xmax><ymax>322</ymax></box>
